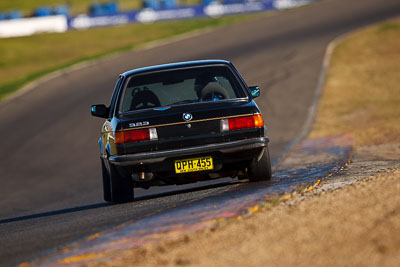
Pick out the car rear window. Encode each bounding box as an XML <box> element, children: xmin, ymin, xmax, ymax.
<box><xmin>119</xmin><ymin>65</ymin><xmax>247</xmax><ymax>113</ymax></box>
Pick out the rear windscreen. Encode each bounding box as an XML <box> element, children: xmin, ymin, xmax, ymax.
<box><xmin>120</xmin><ymin>65</ymin><xmax>247</xmax><ymax>113</ymax></box>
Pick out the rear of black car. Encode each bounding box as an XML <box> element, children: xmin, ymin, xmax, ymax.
<box><xmin>92</xmin><ymin>60</ymin><xmax>271</xmax><ymax>203</ymax></box>
<box><xmin>111</xmin><ymin>101</ymin><xmax>267</xmax><ymax>178</ymax></box>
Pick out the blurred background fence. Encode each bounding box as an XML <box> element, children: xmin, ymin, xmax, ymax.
<box><xmin>0</xmin><ymin>0</ymin><xmax>313</xmax><ymax>37</ymax></box>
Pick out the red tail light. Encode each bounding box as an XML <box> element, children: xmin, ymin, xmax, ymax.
<box><xmin>221</xmin><ymin>114</ymin><xmax>264</xmax><ymax>132</ymax></box>
<box><xmin>115</xmin><ymin>128</ymin><xmax>158</xmax><ymax>144</ymax></box>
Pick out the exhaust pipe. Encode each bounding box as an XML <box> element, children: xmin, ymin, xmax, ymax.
<box><xmin>132</xmin><ymin>172</ymin><xmax>154</xmax><ymax>182</ymax></box>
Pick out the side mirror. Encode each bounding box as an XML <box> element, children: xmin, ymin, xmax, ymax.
<box><xmin>91</xmin><ymin>104</ymin><xmax>109</xmax><ymax>118</ymax></box>
<box><xmin>249</xmin><ymin>86</ymin><xmax>260</xmax><ymax>98</ymax></box>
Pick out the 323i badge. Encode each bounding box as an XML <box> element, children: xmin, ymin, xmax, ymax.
<box><xmin>91</xmin><ymin>60</ymin><xmax>272</xmax><ymax>203</ymax></box>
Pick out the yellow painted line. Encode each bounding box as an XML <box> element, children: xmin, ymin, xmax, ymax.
<box><xmin>283</xmin><ymin>194</ymin><xmax>292</xmax><ymax>200</ymax></box>
<box><xmin>59</xmin><ymin>252</ymin><xmax>104</xmax><ymax>264</ymax></box>
<box><xmin>86</xmin><ymin>233</ymin><xmax>101</xmax><ymax>241</ymax></box>
<box><xmin>248</xmin><ymin>205</ymin><xmax>259</xmax><ymax>213</ymax></box>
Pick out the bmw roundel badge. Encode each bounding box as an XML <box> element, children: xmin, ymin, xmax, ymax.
<box><xmin>182</xmin><ymin>113</ymin><xmax>193</xmax><ymax>121</ymax></box>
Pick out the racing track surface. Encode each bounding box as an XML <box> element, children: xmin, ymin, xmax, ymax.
<box><xmin>1</xmin><ymin>0</ymin><xmax>399</xmax><ymax>265</ymax></box>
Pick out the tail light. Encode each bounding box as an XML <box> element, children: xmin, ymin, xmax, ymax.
<box><xmin>221</xmin><ymin>114</ymin><xmax>264</xmax><ymax>132</ymax></box>
<box><xmin>115</xmin><ymin>128</ymin><xmax>158</xmax><ymax>144</ymax></box>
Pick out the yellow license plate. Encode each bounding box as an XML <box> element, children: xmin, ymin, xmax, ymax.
<box><xmin>174</xmin><ymin>156</ymin><xmax>214</xmax><ymax>174</ymax></box>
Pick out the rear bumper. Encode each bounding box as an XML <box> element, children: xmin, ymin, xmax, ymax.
<box><xmin>108</xmin><ymin>136</ymin><xmax>269</xmax><ymax>166</ymax></box>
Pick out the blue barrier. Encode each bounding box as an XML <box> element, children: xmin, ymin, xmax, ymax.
<box><xmin>143</xmin><ymin>0</ymin><xmax>177</xmax><ymax>10</ymax></box>
<box><xmin>34</xmin><ymin>6</ymin><xmax>52</xmax><ymax>17</ymax></box>
<box><xmin>90</xmin><ymin>2</ymin><xmax>119</xmax><ymax>16</ymax></box>
<box><xmin>68</xmin><ymin>0</ymin><xmax>313</xmax><ymax>29</ymax></box>
<box><xmin>33</xmin><ymin>5</ymin><xmax>69</xmax><ymax>17</ymax></box>
<box><xmin>54</xmin><ymin>5</ymin><xmax>69</xmax><ymax>16</ymax></box>
<box><xmin>203</xmin><ymin>0</ymin><xmax>215</xmax><ymax>5</ymax></box>
<box><xmin>7</xmin><ymin>10</ymin><xmax>22</xmax><ymax>20</ymax></box>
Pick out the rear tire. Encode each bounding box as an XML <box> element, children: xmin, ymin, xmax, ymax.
<box><xmin>109</xmin><ymin>163</ymin><xmax>134</xmax><ymax>203</ymax></box>
<box><xmin>248</xmin><ymin>147</ymin><xmax>272</xmax><ymax>182</ymax></box>
<box><xmin>101</xmin><ymin>159</ymin><xmax>112</xmax><ymax>202</ymax></box>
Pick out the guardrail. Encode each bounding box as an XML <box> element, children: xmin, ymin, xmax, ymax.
<box><xmin>0</xmin><ymin>0</ymin><xmax>313</xmax><ymax>38</ymax></box>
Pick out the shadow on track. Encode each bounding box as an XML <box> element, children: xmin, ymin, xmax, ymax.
<box><xmin>0</xmin><ymin>203</ymin><xmax>110</xmax><ymax>225</ymax></box>
<box><xmin>0</xmin><ymin>180</ymin><xmax>242</xmax><ymax>225</ymax></box>
<box><xmin>134</xmin><ymin>179</ymin><xmax>242</xmax><ymax>201</ymax></box>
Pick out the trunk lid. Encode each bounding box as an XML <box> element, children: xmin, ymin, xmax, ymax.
<box><xmin>117</xmin><ymin>99</ymin><xmax>260</xmax><ymax>153</ymax></box>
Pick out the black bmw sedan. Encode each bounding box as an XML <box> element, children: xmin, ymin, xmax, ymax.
<box><xmin>91</xmin><ymin>60</ymin><xmax>271</xmax><ymax>203</ymax></box>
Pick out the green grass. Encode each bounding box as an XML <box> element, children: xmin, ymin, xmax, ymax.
<box><xmin>0</xmin><ymin>0</ymin><xmax>202</xmax><ymax>16</ymax></box>
<box><xmin>0</xmin><ymin>14</ymin><xmax>258</xmax><ymax>101</ymax></box>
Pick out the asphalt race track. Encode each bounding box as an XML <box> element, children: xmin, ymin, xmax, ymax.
<box><xmin>0</xmin><ymin>0</ymin><xmax>399</xmax><ymax>265</ymax></box>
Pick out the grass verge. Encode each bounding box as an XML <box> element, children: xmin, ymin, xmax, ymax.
<box><xmin>0</xmin><ymin>13</ymin><xmax>258</xmax><ymax>101</ymax></box>
<box><xmin>309</xmin><ymin>18</ymin><xmax>400</xmax><ymax>146</ymax></box>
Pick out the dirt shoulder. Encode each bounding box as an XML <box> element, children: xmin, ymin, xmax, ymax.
<box><xmin>91</xmin><ymin>18</ymin><xmax>400</xmax><ymax>267</ymax></box>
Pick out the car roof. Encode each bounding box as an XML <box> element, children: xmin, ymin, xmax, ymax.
<box><xmin>121</xmin><ymin>60</ymin><xmax>233</xmax><ymax>77</ymax></box>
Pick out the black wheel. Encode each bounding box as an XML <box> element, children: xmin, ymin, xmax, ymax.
<box><xmin>109</xmin><ymin>163</ymin><xmax>134</xmax><ymax>203</ymax></box>
<box><xmin>101</xmin><ymin>159</ymin><xmax>112</xmax><ymax>202</ymax></box>
<box><xmin>248</xmin><ymin>147</ymin><xmax>272</xmax><ymax>182</ymax></box>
